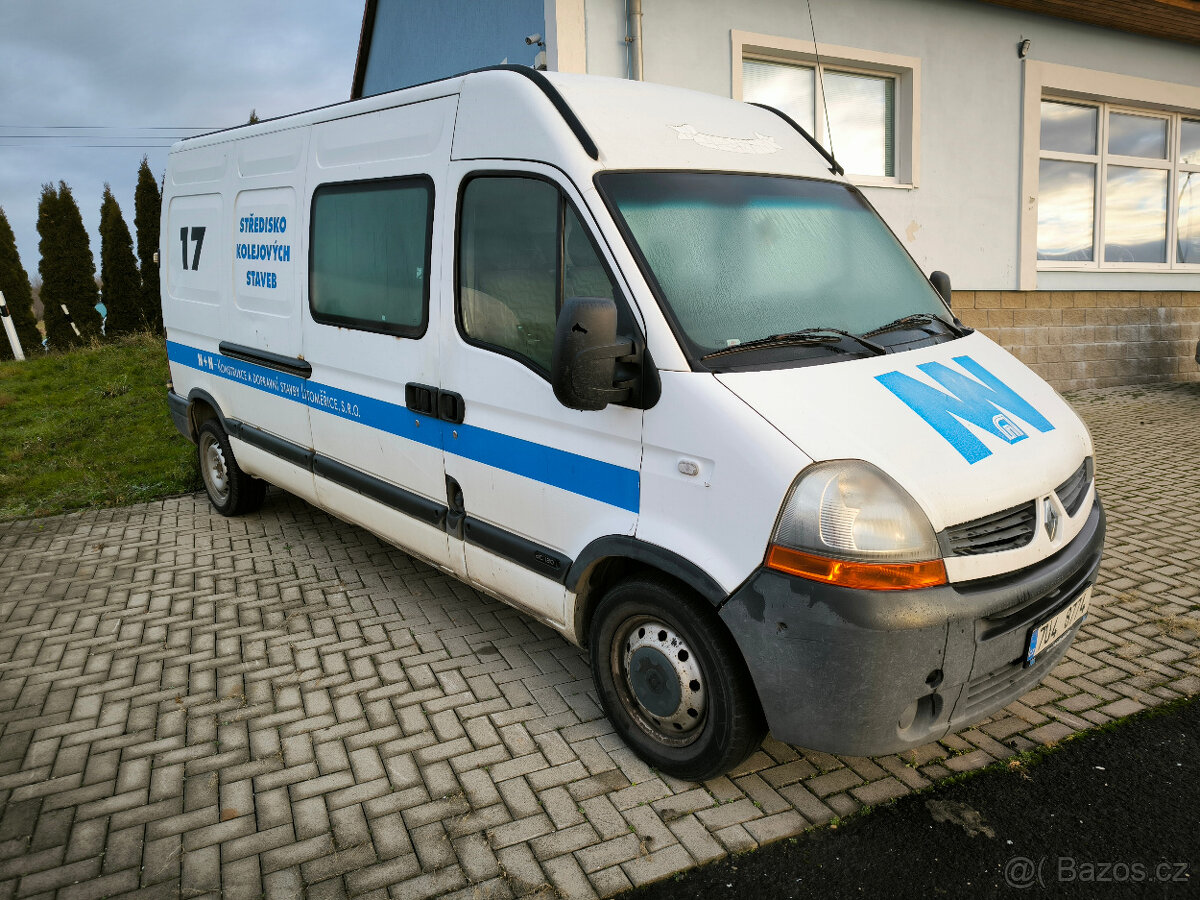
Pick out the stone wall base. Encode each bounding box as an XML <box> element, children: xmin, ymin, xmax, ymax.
<box><xmin>954</xmin><ymin>291</ymin><xmax>1200</xmax><ymax>392</ymax></box>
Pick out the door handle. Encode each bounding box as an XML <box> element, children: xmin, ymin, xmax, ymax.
<box><xmin>405</xmin><ymin>382</ymin><xmax>438</xmax><ymax>416</ymax></box>
<box><xmin>439</xmin><ymin>391</ymin><xmax>465</xmax><ymax>425</ymax></box>
<box><xmin>405</xmin><ymin>383</ymin><xmax>465</xmax><ymax>424</ymax></box>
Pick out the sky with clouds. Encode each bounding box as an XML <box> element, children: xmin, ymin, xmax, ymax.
<box><xmin>0</xmin><ymin>2</ymin><xmax>364</xmax><ymax>279</ymax></box>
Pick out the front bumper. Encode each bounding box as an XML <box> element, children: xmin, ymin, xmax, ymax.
<box><xmin>719</xmin><ymin>496</ymin><xmax>1106</xmax><ymax>757</ymax></box>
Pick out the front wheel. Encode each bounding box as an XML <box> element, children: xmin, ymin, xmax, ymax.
<box><xmin>197</xmin><ymin>420</ymin><xmax>266</xmax><ymax>517</ymax></box>
<box><xmin>589</xmin><ymin>575</ymin><xmax>766</xmax><ymax>781</ymax></box>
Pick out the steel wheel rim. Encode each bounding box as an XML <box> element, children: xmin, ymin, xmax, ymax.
<box><xmin>200</xmin><ymin>432</ymin><xmax>230</xmax><ymax>504</ymax></box>
<box><xmin>610</xmin><ymin>616</ymin><xmax>707</xmax><ymax>747</ymax></box>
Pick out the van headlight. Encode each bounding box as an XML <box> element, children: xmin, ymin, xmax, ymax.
<box><xmin>765</xmin><ymin>460</ymin><xmax>947</xmax><ymax>590</ymax></box>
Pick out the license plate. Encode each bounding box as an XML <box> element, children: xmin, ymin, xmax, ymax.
<box><xmin>1025</xmin><ymin>586</ymin><xmax>1091</xmax><ymax>667</ymax></box>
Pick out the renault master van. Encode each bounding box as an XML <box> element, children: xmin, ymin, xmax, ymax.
<box><xmin>162</xmin><ymin>67</ymin><xmax>1105</xmax><ymax>781</ymax></box>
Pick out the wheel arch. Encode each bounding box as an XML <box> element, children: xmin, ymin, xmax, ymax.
<box><xmin>184</xmin><ymin>388</ymin><xmax>230</xmax><ymax>442</ymax></box>
<box><xmin>565</xmin><ymin>535</ymin><xmax>729</xmax><ymax>646</ymax></box>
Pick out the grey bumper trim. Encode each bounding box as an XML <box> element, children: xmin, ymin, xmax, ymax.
<box><xmin>720</xmin><ymin>497</ymin><xmax>1105</xmax><ymax>757</ymax></box>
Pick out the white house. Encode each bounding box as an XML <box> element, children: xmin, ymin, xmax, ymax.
<box><xmin>352</xmin><ymin>0</ymin><xmax>1200</xmax><ymax>389</ymax></box>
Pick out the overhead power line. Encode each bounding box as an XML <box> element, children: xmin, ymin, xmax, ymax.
<box><xmin>0</xmin><ymin>125</ymin><xmax>225</xmax><ymax>150</ymax></box>
<box><xmin>0</xmin><ymin>125</ymin><xmax>222</xmax><ymax>130</ymax></box>
<box><xmin>0</xmin><ymin>136</ymin><xmax>198</xmax><ymax>141</ymax></box>
<box><xmin>0</xmin><ymin>143</ymin><xmax>180</xmax><ymax>149</ymax></box>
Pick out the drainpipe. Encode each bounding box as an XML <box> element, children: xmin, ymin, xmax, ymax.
<box><xmin>626</xmin><ymin>0</ymin><xmax>643</xmax><ymax>80</ymax></box>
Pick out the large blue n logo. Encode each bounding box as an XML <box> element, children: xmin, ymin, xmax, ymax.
<box><xmin>875</xmin><ymin>356</ymin><xmax>1054</xmax><ymax>464</ymax></box>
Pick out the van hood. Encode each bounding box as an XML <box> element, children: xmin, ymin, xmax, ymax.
<box><xmin>715</xmin><ymin>331</ymin><xmax>1093</xmax><ymax>533</ymax></box>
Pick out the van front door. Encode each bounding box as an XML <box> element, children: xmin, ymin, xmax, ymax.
<box><xmin>439</xmin><ymin>166</ymin><xmax>644</xmax><ymax>628</ymax></box>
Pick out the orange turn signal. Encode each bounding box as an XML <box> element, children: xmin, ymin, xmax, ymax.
<box><xmin>765</xmin><ymin>545</ymin><xmax>948</xmax><ymax>591</ymax></box>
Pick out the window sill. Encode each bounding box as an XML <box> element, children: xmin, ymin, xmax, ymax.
<box><xmin>850</xmin><ymin>178</ymin><xmax>915</xmax><ymax>190</ymax></box>
<box><xmin>1035</xmin><ymin>268</ymin><xmax>1200</xmax><ymax>292</ymax></box>
<box><xmin>1038</xmin><ymin>265</ymin><xmax>1200</xmax><ymax>274</ymax></box>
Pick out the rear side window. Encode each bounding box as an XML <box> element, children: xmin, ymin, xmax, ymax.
<box><xmin>309</xmin><ymin>177</ymin><xmax>432</xmax><ymax>337</ymax></box>
<box><xmin>457</xmin><ymin>175</ymin><xmax>620</xmax><ymax>373</ymax></box>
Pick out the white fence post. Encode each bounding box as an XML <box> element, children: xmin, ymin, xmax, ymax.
<box><xmin>60</xmin><ymin>304</ymin><xmax>81</xmax><ymax>338</ymax></box>
<box><xmin>0</xmin><ymin>291</ymin><xmax>25</xmax><ymax>361</ymax></box>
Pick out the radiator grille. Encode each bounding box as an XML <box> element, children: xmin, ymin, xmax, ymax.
<box><xmin>945</xmin><ymin>501</ymin><xmax>1037</xmax><ymax>556</ymax></box>
<box><xmin>1055</xmin><ymin>457</ymin><xmax>1093</xmax><ymax>518</ymax></box>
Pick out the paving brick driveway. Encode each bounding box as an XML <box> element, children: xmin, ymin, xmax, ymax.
<box><xmin>1</xmin><ymin>383</ymin><xmax>1199</xmax><ymax>900</ymax></box>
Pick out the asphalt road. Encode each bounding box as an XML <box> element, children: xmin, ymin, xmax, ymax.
<box><xmin>625</xmin><ymin>697</ymin><xmax>1199</xmax><ymax>899</ymax></box>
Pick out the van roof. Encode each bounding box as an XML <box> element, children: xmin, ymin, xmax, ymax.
<box><xmin>172</xmin><ymin>67</ymin><xmax>836</xmax><ymax>180</ymax></box>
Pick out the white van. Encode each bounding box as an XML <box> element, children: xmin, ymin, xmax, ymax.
<box><xmin>162</xmin><ymin>67</ymin><xmax>1105</xmax><ymax>780</ymax></box>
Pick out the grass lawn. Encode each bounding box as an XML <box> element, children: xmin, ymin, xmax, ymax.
<box><xmin>0</xmin><ymin>332</ymin><xmax>199</xmax><ymax>520</ymax></box>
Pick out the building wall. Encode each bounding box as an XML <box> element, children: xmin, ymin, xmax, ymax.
<box><xmin>955</xmin><ymin>292</ymin><xmax>1200</xmax><ymax>390</ymax></box>
<box><xmin>570</xmin><ymin>0</ymin><xmax>1200</xmax><ymax>389</ymax></box>
<box><xmin>354</xmin><ymin>0</ymin><xmax>1199</xmax><ymax>389</ymax></box>
<box><xmin>579</xmin><ymin>0</ymin><xmax>1200</xmax><ymax>292</ymax></box>
<box><xmin>360</xmin><ymin>0</ymin><xmax>545</xmax><ymax>96</ymax></box>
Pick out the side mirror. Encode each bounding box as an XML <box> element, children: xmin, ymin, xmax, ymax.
<box><xmin>930</xmin><ymin>270</ymin><xmax>952</xmax><ymax>308</ymax></box>
<box><xmin>552</xmin><ymin>297</ymin><xmax>635</xmax><ymax>411</ymax></box>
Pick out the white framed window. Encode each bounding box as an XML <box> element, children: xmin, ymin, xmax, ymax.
<box><xmin>1019</xmin><ymin>61</ymin><xmax>1200</xmax><ymax>288</ymax></box>
<box><xmin>1179</xmin><ymin>118</ymin><xmax>1200</xmax><ymax>264</ymax></box>
<box><xmin>1037</xmin><ymin>99</ymin><xmax>1199</xmax><ymax>269</ymax></box>
<box><xmin>732</xmin><ymin>30</ymin><xmax>919</xmax><ymax>188</ymax></box>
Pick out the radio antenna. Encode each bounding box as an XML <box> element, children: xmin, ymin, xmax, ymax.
<box><xmin>806</xmin><ymin>0</ymin><xmax>838</xmax><ymax>170</ymax></box>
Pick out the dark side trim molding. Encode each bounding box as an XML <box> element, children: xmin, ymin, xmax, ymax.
<box><xmin>217</xmin><ymin>412</ymin><xmax>577</xmax><ymax>583</ymax></box>
<box><xmin>218</xmin><ymin>342</ymin><xmax>313</xmax><ymax>379</ymax></box>
<box><xmin>313</xmin><ymin>454</ymin><xmax>446</xmax><ymax>529</ymax></box>
<box><xmin>465</xmin><ymin>517</ymin><xmax>573</xmax><ymax>583</ymax></box>
<box><xmin>230</xmin><ymin>420</ymin><xmax>314</xmax><ymax>471</ymax></box>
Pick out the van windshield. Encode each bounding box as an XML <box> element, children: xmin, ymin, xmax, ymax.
<box><xmin>597</xmin><ymin>172</ymin><xmax>955</xmax><ymax>366</ymax></box>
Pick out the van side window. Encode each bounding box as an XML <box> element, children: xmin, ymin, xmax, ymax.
<box><xmin>458</xmin><ymin>175</ymin><xmax>621</xmax><ymax>373</ymax></box>
<box><xmin>310</xmin><ymin>177</ymin><xmax>432</xmax><ymax>337</ymax></box>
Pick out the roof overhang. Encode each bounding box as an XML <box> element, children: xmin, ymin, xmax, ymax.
<box><xmin>976</xmin><ymin>0</ymin><xmax>1200</xmax><ymax>45</ymax></box>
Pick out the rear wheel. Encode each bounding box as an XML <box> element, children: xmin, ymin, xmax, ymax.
<box><xmin>589</xmin><ymin>575</ymin><xmax>766</xmax><ymax>781</ymax></box>
<box><xmin>197</xmin><ymin>420</ymin><xmax>266</xmax><ymax>516</ymax></box>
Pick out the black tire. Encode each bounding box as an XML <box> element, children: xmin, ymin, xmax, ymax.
<box><xmin>589</xmin><ymin>574</ymin><xmax>767</xmax><ymax>781</ymax></box>
<box><xmin>197</xmin><ymin>420</ymin><xmax>266</xmax><ymax>517</ymax></box>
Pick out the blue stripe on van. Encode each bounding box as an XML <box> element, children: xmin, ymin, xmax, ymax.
<box><xmin>166</xmin><ymin>340</ymin><xmax>640</xmax><ymax>513</ymax></box>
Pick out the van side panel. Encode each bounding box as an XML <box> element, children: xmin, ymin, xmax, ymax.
<box><xmin>163</xmin><ymin>149</ymin><xmax>229</xmax><ymax>426</ymax></box>
<box><xmin>226</xmin><ymin>128</ymin><xmax>311</xmax><ymax>458</ymax></box>
<box><xmin>302</xmin><ymin>98</ymin><xmax>459</xmax><ymax>573</ymax></box>
<box><xmin>163</xmin><ymin>150</ymin><xmax>228</xmax><ymax>352</ymax></box>
<box><xmin>231</xmin><ymin>187</ymin><xmax>298</xmax><ymax>328</ymax></box>
<box><xmin>637</xmin><ymin>371</ymin><xmax>808</xmax><ymax>595</ymax></box>
<box><xmin>164</xmin><ymin>131</ymin><xmax>316</xmax><ymax>501</ymax></box>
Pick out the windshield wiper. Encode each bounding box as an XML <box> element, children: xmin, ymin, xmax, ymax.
<box><xmin>702</xmin><ymin>327</ymin><xmax>887</xmax><ymax>361</ymax></box>
<box><xmin>865</xmin><ymin>312</ymin><xmax>970</xmax><ymax>339</ymax></box>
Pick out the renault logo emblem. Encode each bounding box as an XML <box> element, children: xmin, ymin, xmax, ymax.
<box><xmin>1043</xmin><ymin>497</ymin><xmax>1060</xmax><ymax>541</ymax></box>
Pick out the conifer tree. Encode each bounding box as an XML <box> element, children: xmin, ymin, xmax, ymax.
<box><xmin>38</xmin><ymin>182</ymin><xmax>100</xmax><ymax>350</ymax></box>
<box><xmin>0</xmin><ymin>207</ymin><xmax>40</xmax><ymax>359</ymax></box>
<box><xmin>99</xmin><ymin>185</ymin><xmax>142</xmax><ymax>335</ymax></box>
<box><xmin>37</xmin><ymin>184</ymin><xmax>74</xmax><ymax>350</ymax></box>
<box><xmin>134</xmin><ymin>157</ymin><xmax>162</xmax><ymax>331</ymax></box>
<box><xmin>57</xmin><ymin>182</ymin><xmax>101</xmax><ymax>342</ymax></box>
